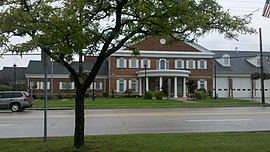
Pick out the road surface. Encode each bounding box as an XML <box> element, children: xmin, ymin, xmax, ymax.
<box><xmin>1</xmin><ymin>107</ymin><xmax>270</xmax><ymax>138</ymax></box>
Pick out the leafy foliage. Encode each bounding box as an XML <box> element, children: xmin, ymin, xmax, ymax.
<box><xmin>0</xmin><ymin>0</ymin><xmax>256</xmax><ymax>148</ymax></box>
<box><xmin>154</xmin><ymin>91</ymin><xmax>163</xmax><ymax>100</ymax></box>
<box><xmin>186</xmin><ymin>80</ymin><xmax>197</xmax><ymax>94</ymax></box>
<box><xmin>146</xmin><ymin>91</ymin><xmax>153</xmax><ymax>99</ymax></box>
<box><xmin>251</xmin><ymin>72</ymin><xmax>270</xmax><ymax>80</ymax></box>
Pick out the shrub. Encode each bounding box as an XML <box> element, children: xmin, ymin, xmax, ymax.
<box><xmin>194</xmin><ymin>90</ymin><xmax>206</xmax><ymax>100</ymax></box>
<box><xmin>103</xmin><ymin>92</ymin><xmax>108</xmax><ymax>97</ymax></box>
<box><xmin>0</xmin><ymin>84</ymin><xmax>11</xmax><ymax>91</ymax></box>
<box><xmin>111</xmin><ymin>90</ymin><xmax>115</xmax><ymax>98</ymax></box>
<box><xmin>145</xmin><ymin>91</ymin><xmax>153</xmax><ymax>99</ymax></box>
<box><xmin>154</xmin><ymin>91</ymin><xmax>163</xmax><ymax>100</ymax></box>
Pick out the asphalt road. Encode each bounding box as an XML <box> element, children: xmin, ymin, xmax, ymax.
<box><xmin>1</xmin><ymin>107</ymin><xmax>270</xmax><ymax>138</ymax></box>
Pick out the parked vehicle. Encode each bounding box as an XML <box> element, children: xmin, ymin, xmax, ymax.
<box><xmin>0</xmin><ymin>91</ymin><xmax>33</xmax><ymax>112</ymax></box>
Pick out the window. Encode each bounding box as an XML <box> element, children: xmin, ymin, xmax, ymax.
<box><xmin>155</xmin><ymin>79</ymin><xmax>160</xmax><ymax>90</ymax></box>
<box><xmin>175</xmin><ymin>59</ymin><xmax>184</xmax><ymax>69</ymax></box>
<box><xmin>157</xmin><ymin>59</ymin><xmax>168</xmax><ymax>69</ymax></box>
<box><xmin>128</xmin><ymin>79</ymin><xmax>138</xmax><ymax>93</ymax></box>
<box><xmin>119</xmin><ymin>80</ymin><xmax>124</xmax><ymax>93</ymax></box>
<box><xmin>256</xmin><ymin>57</ymin><xmax>260</xmax><ymax>67</ymax></box>
<box><xmin>59</xmin><ymin>82</ymin><xmax>74</xmax><ymax>90</ymax></box>
<box><xmin>186</xmin><ymin>60</ymin><xmax>195</xmax><ymax>69</ymax></box>
<box><xmin>129</xmin><ymin>59</ymin><xmax>138</xmax><ymax>68</ymax></box>
<box><xmin>90</xmin><ymin>82</ymin><xmax>103</xmax><ymax>90</ymax></box>
<box><xmin>117</xmin><ymin>79</ymin><xmax>126</xmax><ymax>93</ymax></box>
<box><xmin>117</xmin><ymin>58</ymin><xmax>127</xmax><ymax>68</ymax></box>
<box><xmin>141</xmin><ymin>59</ymin><xmax>151</xmax><ymax>68</ymax></box>
<box><xmin>198</xmin><ymin>80</ymin><xmax>207</xmax><ymax>90</ymax></box>
<box><xmin>198</xmin><ymin>60</ymin><xmax>207</xmax><ymax>69</ymax></box>
<box><xmin>222</xmin><ymin>54</ymin><xmax>230</xmax><ymax>67</ymax></box>
<box><xmin>31</xmin><ymin>82</ymin><xmax>50</xmax><ymax>90</ymax></box>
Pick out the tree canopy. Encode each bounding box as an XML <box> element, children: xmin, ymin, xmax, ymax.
<box><xmin>0</xmin><ymin>0</ymin><xmax>256</xmax><ymax>148</ymax></box>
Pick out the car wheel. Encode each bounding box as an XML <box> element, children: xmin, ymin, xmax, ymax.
<box><xmin>11</xmin><ymin>103</ymin><xmax>21</xmax><ymax>112</ymax></box>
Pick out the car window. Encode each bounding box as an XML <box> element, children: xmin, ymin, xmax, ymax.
<box><xmin>1</xmin><ymin>93</ymin><xmax>23</xmax><ymax>98</ymax></box>
<box><xmin>23</xmin><ymin>92</ymin><xmax>30</xmax><ymax>97</ymax></box>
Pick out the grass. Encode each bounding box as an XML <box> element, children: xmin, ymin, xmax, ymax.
<box><xmin>31</xmin><ymin>98</ymin><xmax>262</xmax><ymax>109</ymax></box>
<box><xmin>1</xmin><ymin>132</ymin><xmax>270</xmax><ymax>152</ymax></box>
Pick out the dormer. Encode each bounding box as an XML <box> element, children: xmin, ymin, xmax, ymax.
<box><xmin>216</xmin><ymin>54</ymin><xmax>230</xmax><ymax>67</ymax></box>
<box><xmin>245</xmin><ymin>54</ymin><xmax>260</xmax><ymax>67</ymax></box>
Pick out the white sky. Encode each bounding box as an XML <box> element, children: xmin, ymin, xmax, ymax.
<box><xmin>0</xmin><ymin>0</ymin><xmax>269</xmax><ymax>70</ymax></box>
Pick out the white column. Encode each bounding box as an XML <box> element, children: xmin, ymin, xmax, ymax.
<box><xmin>159</xmin><ymin>77</ymin><xmax>163</xmax><ymax>91</ymax></box>
<box><xmin>139</xmin><ymin>78</ymin><xmax>142</xmax><ymax>96</ymax></box>
<box><xmin>146</xmin><ymin>77</ymin><xmax>149</xmax><ymax>91</ymax></box>
<box><xmin>183</xmin><ymin>77</ymin><xmax>187</xmax><ymax>97</ymax></box>
<box><xmin>174</xmin><ymin>77</ymin><xmax>178</xmax><ymax>98</ymax></box>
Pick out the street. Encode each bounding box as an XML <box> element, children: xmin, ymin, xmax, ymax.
<box><xmin>1</xmin><ymin>107</ymin><xmax>270</xmax><ymax>138</ymax></box>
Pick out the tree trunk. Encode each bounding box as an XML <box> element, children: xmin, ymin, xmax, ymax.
<box><xmin>74</xmin><ymin>89</ymin><xmax>85</xmax><ymax>148</ymax></box>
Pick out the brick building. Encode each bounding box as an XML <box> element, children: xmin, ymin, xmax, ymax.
<box><xmin>1</xmin><ymin>36</ymin><xmax>214</xmax><ymax>98</ymax></box>
<box><xmin>104</xmin><ymin>36</ymin><xmax>214</xmax><ymax>98</ymax></box>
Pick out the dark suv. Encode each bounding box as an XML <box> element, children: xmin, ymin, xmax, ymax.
<box><xmin>0</xmin><ymin>91</ymin><xmax>33</xmax><ymax>112</ymax></box>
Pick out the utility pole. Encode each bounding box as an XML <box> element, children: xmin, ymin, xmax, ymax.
<box><xmin>259</xmin><ymin>28</ymin><xmax>265</xmax><ymax>105</ymax></box>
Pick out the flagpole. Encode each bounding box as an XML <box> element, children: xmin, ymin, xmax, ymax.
<box><xmin>259</xmin><ymin>28</ymin><xmax>265</xmax><ymax>105</ymax></box>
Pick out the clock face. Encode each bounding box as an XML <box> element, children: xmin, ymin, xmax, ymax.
<box><xmin>160</xmin><ymin>38</ymin><xmax>166</xmax><ymax>45</ymax></box>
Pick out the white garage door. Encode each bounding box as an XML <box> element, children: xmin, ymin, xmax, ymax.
<box><xmin>215</xmin><ymin>78</ymin><xmax>229</xmax><ymax>98</ymax></box>
<box><xmin>233</xmin><ymin>78</ymin><xmax>252</xmax><ymax>98</ymax></box>
<box><xmin>255</xmin><ymin>80</ymin><xmax>270</xmax><ymax>97</ymax></box>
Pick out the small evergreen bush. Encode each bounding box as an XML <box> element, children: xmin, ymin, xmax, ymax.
<box><xmin>145</xmin><ymin>91</ymin><xmax>153</xmax><ymax>99</ymax></box>
<box><xmin>154</xmin><ymin>91</ymin><xmax>163</xmax><ymax>100</ymax></box>
<box><xmin>195</xmin><ymin>90</ymin><xmax>206</xmax><ymax>100</ymax></box>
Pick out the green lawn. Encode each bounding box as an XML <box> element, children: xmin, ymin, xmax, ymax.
<box><xmin>31</xmin><ymin>97</ymin><xmax>262</xmax><ymax>109</ymax></box>
<box><xmin>1</xmin><ymin>132</ymin><xmax>270</xmax><ymax>152</ymax></box>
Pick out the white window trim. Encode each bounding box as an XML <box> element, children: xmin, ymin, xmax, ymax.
<box><xmin>117</xmin><ymin>58</ymin><xmax>127</xmax><ymax>68</ymax></box>
<box><xmin>141</xmin><ymin>59</ymin><xmax>151</xmax><ymax>68</ymax></box>
<box><xmin>198</xmin><ymin>60</ymin><xmax>207</xmax><ymax>69</ymax></box>
<box><xmin>186</xmin><ymin>60</ymin><xmax>196</xmax><ymax>69</ymax></box>
<box><xmin>175</xmin><ymin>59</ymin><xmax>184</xmax><ymax>69</ymax></box>
<box><xmin>128</xmin><ymin>79</ymin><xmax>139</xmax><ymax>93</ymax></box>
<box><xmin>197</xmin><ymin>80</ymin><xmax>207</xmax><ymax>90</ymax></box>
<box><xmin>116</xmin><ymin>79</ymin><xmax>127</xmax><ymax>93</ymax></box>
<box><xmin>129</xmin><ymin>59</ymin><xmax>139</xmax><ymax>68</ymax></box>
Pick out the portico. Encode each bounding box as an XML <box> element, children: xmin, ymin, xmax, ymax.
<box><xmin>136</xmin><ymin>70</ymin><xmax>190</xmax><ymax>98</ymax></box>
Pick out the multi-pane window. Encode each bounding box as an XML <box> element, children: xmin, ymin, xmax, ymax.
<box><xmin>198</xmin><ymin>80</ymin><xmax>207</xmax><ymax>90</ymax></box>
<box><xmin>117</xmin><ymin>58</ymin><xmax>127</xmax><ymax>68</ymax></box>
<box><xmin>119</xmin><ymin>80</ymin><xmax>124</xmax><ymax>93</ymax></box>
<box><xmin>186</xmin><ymin>60</ymin><xmax>195</xmax><ymax>69</ymax></box>
<box><xmin>90</xmin><ymin>82</ymin><xmax>103</xmax><ymax>90</ymax></box>
<box><xmin>155</xmin><ymin>79</ymin><xmax>160</xmax><ymax>90</ymax></box>
<box><xmin>198</xmin><ymin>60</ymin><xmax>207</xmax><ymax>69</ymax></box>
<box><xmin>128</xmin><ymin>80</ymin><xmax>138</xmax><ymax>93</ymax></box>
<box><xmin>175</xmin><ymin>59</ymin><xmax>184</xmax><ymax>69</ymax></box>
<box><xmin>141</xmin><ymin>59</ymin><xmax>150</xmax><ymax>68</ymax></box>
<box><xmin>222</xmin><ymin>54</ymin><xmax>230</xmax><ymax>67</ymax></box>
<box><xmin>30</xmin><ymin>82</ymin><xmax>50</xmax><ymax>90</ymax></box>
<box><xmin>117</xmin><ymin>79</ymin><xmax>126</xmax><ymax>93</ymax></box>
<box><xmin>59</xmin><ymin>82</ymin><xmax>74</xmax><ymax>90</ymax></box>
<box><xmin>129</xmin><ymin>59</ymin><xmax>138</xmax><ymax>68</ymax></box>
<box><xmin>157</xmin><ymin>59</ymin><xmax>168</xmax><ymax>69</ymax></box>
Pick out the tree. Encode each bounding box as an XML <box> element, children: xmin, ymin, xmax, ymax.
<box><xmin>186</xmin><ymin>80</ymin><xmax>197</xmax><ymax>98</ymax></box>
<box><xmin>0</xmin><ymin>0</ymin><xmax>256</xmax><ymax>148</ymax></box>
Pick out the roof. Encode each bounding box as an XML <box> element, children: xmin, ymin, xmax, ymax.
<box><xmin>213</xmin><ymin>50</ymin><xmax>270</xmax><ymax>75</ymax></box>
<box><xmin>0</xmin><ymin>67</ymin><xmax>27</xmax><ymax>81</ymax></box>
<box><xmin>25</xmin><ymin>60</ymin><xmax>108</xmax><ymax>76</ymax></box>
<box><xmin>124</xmin><ymin>36</ymin><xmax>213</xmax><ymax>54</ymax></box>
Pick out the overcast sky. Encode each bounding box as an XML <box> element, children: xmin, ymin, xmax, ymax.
<box><xmin>0</xmin><ymin>0</ymin><xmax>269</xmax><ymax>70</ymax></box>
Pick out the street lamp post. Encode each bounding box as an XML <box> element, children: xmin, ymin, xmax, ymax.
<box><xmin>13</xmin><ymin>63</ymin><xmax>17</xmax><ymax>91</ymax></box>
<box><xmin>144</xmin><ymin>64</ymin><xmax>147</xmax><ymax>100</ymax></box>
<box><xmin>214</xmin><ymin>64</ymin><xmax>217</xmax><ymax>99</ymax></box>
